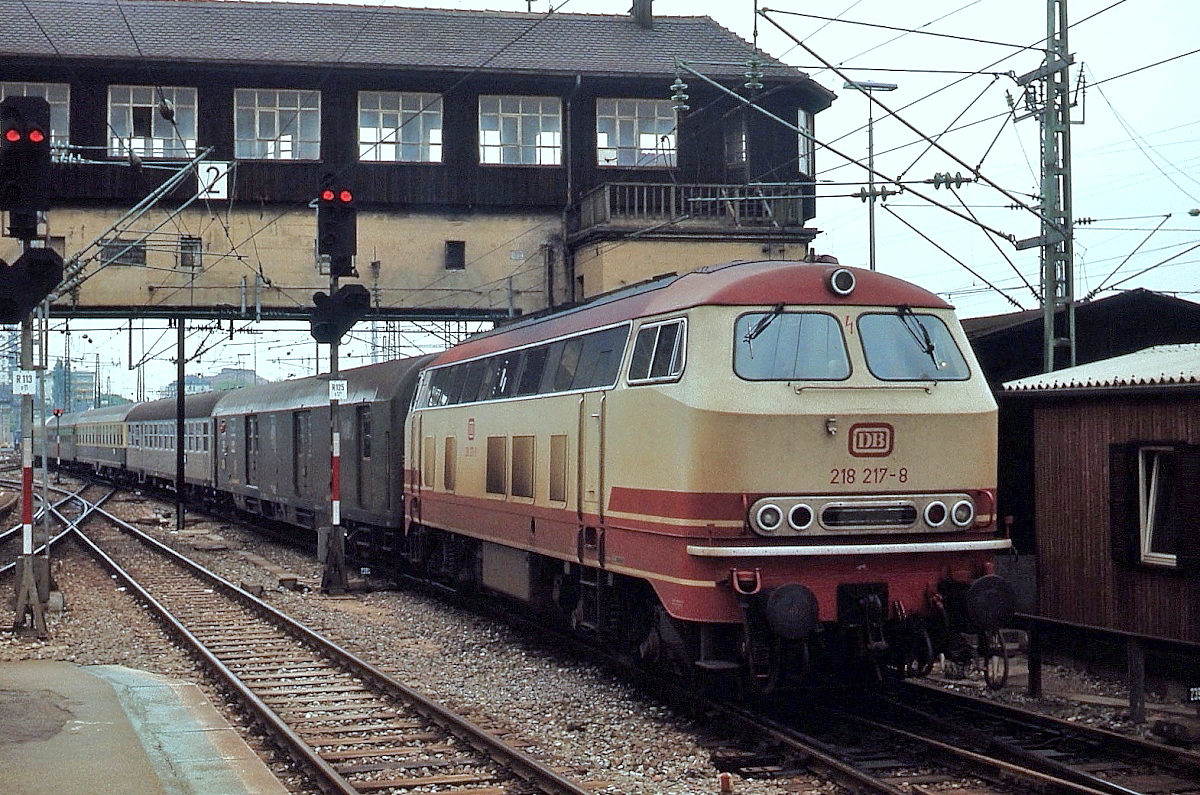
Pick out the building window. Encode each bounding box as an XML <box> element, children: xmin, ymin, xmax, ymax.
<box><xmin>359</xmin><ymin>91</ymin><xmax>442</xmax><ymax>162</ymax></box>
<box><xmin>479</xmin><ymin>95</ymin><xmax>561</xmax><ymax>165</ymax></box>
<box><xmin>108</xmin><ymin>85</ymin><xmax>197</xmax><ymax>158</ymax></box>
<box><xmin>1</xmin><ymin>82</ymin><xmax>70</xmax><ymax>146</ymax></box>
<box><xmin>724</xmin><ymin>111</ymin><xmax>747</xmax><ymax>169</ymax></box>
<box><xmin>234</xmin><ymin>89</ymin><xmax>320</xmax><ymax>160</ymax></box>
<box><xmin>178</xmin><ymin>235</ymin><xmax>202</xmax><ymax>269</ymax></box>
<box><xmin>445</xmin><ymin>240</ymin><xmax>466</xmax><ymax>270</ymax></box>
<box><xmin>798</xmin><ymin>109</ymin><xmax>816</xmax><ymax>176</ymax></box>
<box><xmin>1110</xmin><ymin>442</ymin><xmax>1200</xmax><ymax>570</ymax></box>
<box><xmin>596</xmin><ymin>98</ymin><xmax>676</xmax><ymax>167</ymax></box>
<box><xmin>100</xmin><ymin>238</ymin><xmax>147</xmax><ymax>267</ymax></box>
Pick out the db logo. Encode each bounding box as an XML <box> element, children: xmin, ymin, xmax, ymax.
<box><xmin>849</xmin><ymin>423</ymin><xmax>893</xmax><ymax>457</ymax></box>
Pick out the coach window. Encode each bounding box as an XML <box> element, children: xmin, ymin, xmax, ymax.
<box><xmin>245</xmin><ymin>414</ymin><xmax>259</xmax><ymax>485</ymax></box>
<box><xmin>1110</xmin><ymin>443</ymin><xmax>1200</xmax><ymax>570</ymax></box>
<box><xmin>571</xmin><ymin>326</ymin><xmax>628</xmax><ymax>389</ymax></box>
<box><xmin>734</xmin><ymin>311</ymin><xmax>850</xmax><ymax>381</ymax></box>
<box><xmin>357</xmin><ymin>405</ymin><xmax>372</xmax><ymax>459</ymax></box>
<box><xmin>858</xmin><ymin>311</ymin><xmax>969</xmax><ymax>381</ymax></box>
<box><xmin>629</xmin><ymin>319</ymin><xmax>685</xmax><ymax>383</ymax></box>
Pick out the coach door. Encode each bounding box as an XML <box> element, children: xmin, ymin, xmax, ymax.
<box><xmin>577</xmin><ymin>392</ymin><xmax>606</xmax><ymax>560</ymax></box>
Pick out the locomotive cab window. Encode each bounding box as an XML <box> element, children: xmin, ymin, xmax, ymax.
<box><xmin>629</xmin><ymin>319</ymin><xmax>685</xmax><ymax>383</ymax></box>
<box><xmin>734</xmin><ymin>311</ymin><xmax>849</xmax><ymax>381</ymax></box>
<box><xmin>858</xmin><ymin>310</ymin><xmax>969</xmax><ymax>381</ymax></box>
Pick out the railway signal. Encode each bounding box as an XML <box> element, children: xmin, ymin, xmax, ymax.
<box><xmin>316</xmin><ymin>172</ymin><xmax>356</xmax><ymax>277</ymax></box>
<box><xmin>0</xmin><ymin>96</ymin><xmax>52</xmax><ymax>240</ymax></box>
<box><xmin>0</xmin><ymin>247</ymin><xmax>64</xmax><ymax>323</ymax></box>
<box><xmin>310</xmin><ymin>283</ymin><xmax>370</xmax><ymax>344</ymax></box>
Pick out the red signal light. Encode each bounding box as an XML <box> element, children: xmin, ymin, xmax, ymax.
<box><xmin>320</xmin><ymin>188</ymin><xmax>336</xmax><ymax>202</ymax></box>
<box><xmin>27</xmin><ymin>129</ymin><xmax>45</xmax><ymax>144</ymax></box>
<box><xmin>3</xmin><ymin>128</ymin><xmax>19</xmax><ymax>143</ymax></box>
<box><xmin>337</xmin><ymin>189</ymin><xmax>353</xmax><ymax>203</ymax></box>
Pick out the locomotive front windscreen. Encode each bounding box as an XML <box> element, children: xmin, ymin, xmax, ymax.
<box><xmin>734</xmin><ymin>311</ymin><xmax>850</xmax><ymax>381</ymax></box>
<box><xmin>858</xmin><ymin>310</ymin><xmax>970</xmax><ymax>381</ymax></box>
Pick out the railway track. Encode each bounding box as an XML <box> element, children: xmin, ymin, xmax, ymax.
<box><xmin>56</xmin><ymin>491</ymin><xmax>597</xmax><ymax>795</ymax></box>
<box><xmin>697</xmin><ymin>681</ymin><xmax>1200</xmax><ymax>795</ymax></box>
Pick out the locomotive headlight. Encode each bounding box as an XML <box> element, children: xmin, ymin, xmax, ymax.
<box><xmin>755</xmin><ymin>503</ymin><xmax>783</xmax><ymax>533</ymax></box>
<box><xmin>924</xmin><ymin>501</ymin><xmax>947</xmax><ymax>527</ymax></box>
<box><xmin>788</xmin><ymin>503</ymin><xmax>814</xmax><ymax>531</ymax></box>
<box><xmin>828</xmin><ymin>267</ymin><xmax>856</xmax><ymax>296</ymax></box>
<box><xmin>951</xmin><ymin>499</ymin><xmax>975</xmax><ymax>528</ymax></box>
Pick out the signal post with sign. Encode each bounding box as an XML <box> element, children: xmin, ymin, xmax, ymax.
<box><xmin>2</xmin><ymin>95</ymin><xmax>62</xmax><ymax>635</ymax></box>
<box><xmin>311</xmin><ymin>167</ymin><xmax>368</xmax><ymax>594</ymax></box>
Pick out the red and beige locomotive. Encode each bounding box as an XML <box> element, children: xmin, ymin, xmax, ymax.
<box><xmin>48</xmin><ymin>258</ymin><xmax>1013</xmax><ymax>690</ymax></box>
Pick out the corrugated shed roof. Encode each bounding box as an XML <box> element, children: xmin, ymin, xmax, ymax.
<box><xmin>0</xmin><ymin>0</ymin><xmax>814</xmax><ymax>82</ymax></box>
<box><xmin>1002</xmin><ymin>343</ymin><xmax>1200</xmax><ymax>392</ymax></box>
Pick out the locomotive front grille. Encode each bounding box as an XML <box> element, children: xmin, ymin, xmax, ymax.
<box><xmin>822</xmin><ymin>503</ymin><xmax>918</xmax><ymax>528</ymax></box>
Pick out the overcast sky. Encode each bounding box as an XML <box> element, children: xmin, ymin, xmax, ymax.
<box><xmin>36</xmin><ymin>0</ymin><xmax>1200</xmax><ymax>397</ymax></box>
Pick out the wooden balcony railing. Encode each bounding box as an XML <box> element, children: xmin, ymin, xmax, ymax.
<box><xmin>570</xmin><ymin>182</ymin><xmax>811</xmax><ymax>234</ymax></box>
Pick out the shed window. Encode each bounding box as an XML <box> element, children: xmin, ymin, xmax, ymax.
<box><xmin>108</xmin><ymin>85</ymin><xmax>197</xmax><ymax>158</ymax></box>
<box><xmin>234</xmin><ymin>88</ymin><xmax>320</xmax><ymax>160</ymax></box>
<box><xmin>479</xmin><ymin>95</ymin><xmax>561</xmax><ymax>166</ymax></box>
<box><xmin>1110</xmin><ymin>442</ymin><xmax>1200</xmax><ymax>570</ymax></box>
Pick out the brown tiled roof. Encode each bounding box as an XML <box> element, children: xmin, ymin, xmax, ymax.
<box><xmin>1</xmin><ymin>0</ymin><xmax>816</xmax><ymax>82</ymax></box>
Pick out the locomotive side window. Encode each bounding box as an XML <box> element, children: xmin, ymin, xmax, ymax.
<box><xmin>858</xmin><ymin>311</ymin><xmax>970</xmax><ymax>381</ymax></box>
<box><xmin>629</xmin><ymin>319</ymin><xmax>685</xmax><ymax>383</ymax></box>
<box><xmin>734</xmin><ymin>312</ymin><xmax>849</xmax><ymax>381</ymax></box>
<box><xmin>486</xmin><ymin>436</ymin><xmax>507</xmax><ymax>495</ymax></box>
<box><xmin>549</xmin><ymin>434</ymin><xmax>568</xmax><ymax>502</ymax></box>
<box><xmin>443</xmin><ymin>436</ymin><xmax>457</xmax><ymax>491</ymax></box>
<box><xmin>511</xmin><ymin>435</ymin><xmax>535</xmax><ymax>498</ymax></box>
<box><xmin>571</xmin><ymin>325</ymin><xmax>628</xmax><ymax>389</ymax></box>
<box><xmin>422</xmin><ymin>324</ymin><xmax>629</xmax><ymax>407</ymax></box>
<box><xmin>516</xmin><ymin>346</ymin><xmax>549</xmax><ymax>395</ymax></box>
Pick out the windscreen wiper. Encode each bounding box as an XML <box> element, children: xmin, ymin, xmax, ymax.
<box><xmin>897</xmin><ymin>304</ymin><xmax>940</xmax><ymax>369</ymax></box>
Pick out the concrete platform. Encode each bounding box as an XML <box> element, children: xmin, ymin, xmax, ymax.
<box><xmin>0</xmin><ymin>660</ymin><xmax>289</xmax><ymax>795</ymax></box>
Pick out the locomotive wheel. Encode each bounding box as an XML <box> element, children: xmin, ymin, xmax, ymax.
<box><xmin>905</xmin><ymin>625</ymin><xmax>935</xmax><ymax>677</ymax></box>
<box><xmin>982</xmin><ymin>629</ymin><xmax>1009</xmax><ymax>690</ymax></box>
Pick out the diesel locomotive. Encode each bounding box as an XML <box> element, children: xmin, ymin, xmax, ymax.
<box><xmin>48</xmin><ymin>258</ymin><xmax>1014</xmax><ymax>690</ymax></box>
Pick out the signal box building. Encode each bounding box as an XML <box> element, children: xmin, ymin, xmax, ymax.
<box><xmin>0</xmin><ymin>0</ymin><xmax>834</xmax><ymax>321</ymax></box>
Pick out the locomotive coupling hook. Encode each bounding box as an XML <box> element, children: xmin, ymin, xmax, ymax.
<box><xmin>731</xmin><ymin>568</ymin><xmax>762</xmax><ymax>595</ymax></box>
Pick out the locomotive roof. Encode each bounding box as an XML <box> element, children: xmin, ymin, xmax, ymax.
<box><xmin>433</xmin><ymin>259</ymin><xmax>952</xmax><ymax>365</ymax></box>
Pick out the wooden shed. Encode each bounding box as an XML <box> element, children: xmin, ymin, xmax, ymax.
<box><xmin>1002</xmin><ymin>344</ymin><xmax>1200</xmax><ymax>703</ymax></box>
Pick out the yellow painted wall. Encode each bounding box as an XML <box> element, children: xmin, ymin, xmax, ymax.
<box><xmin>0</xmin><ymin>205</ymin><xmax>561</xmax><ymax>315</ymax></box>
